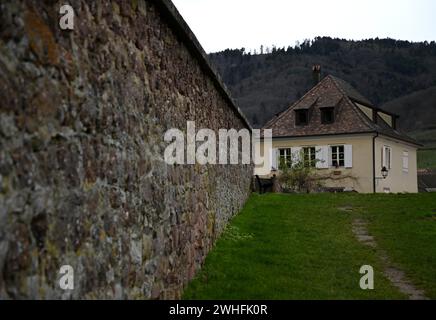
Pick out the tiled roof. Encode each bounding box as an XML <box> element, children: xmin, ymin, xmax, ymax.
<box><xmin>329</xmin><ymin>76</ymin><xmax>373</xmax><ymax>106</ymax></box>
<box><xmin>263</xmin><ymin>75</ymin><xmax>420</xmax><ymax>146</ymax></box>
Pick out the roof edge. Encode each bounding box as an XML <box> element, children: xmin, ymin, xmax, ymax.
<box><xmin>377</xmin><ymin>133</ymin><xmax>423</xmax><ymax>147</ymax></box>
<box><xmin>260</xmin><ymin>131</ymin><xmax>422</xmax><ymax>147</ymax></box>
<box><xmin>350</xmin><ymin>98</ymin><xmax>400</xmax><ymax>118</ymax></box>
<box><xmin>260</xmin><ymin>131</ymin><xmax>378</xmax><ymax>140</ymax></box>
<box><xmin>151</xmin><ymin>0</ymin><xmax>252</xmax><ymax>130</ymax></box>
<box><xmin>328</xmin><ymin>75</ymin><xmax>401</xmax><ymax>118</ymax></box>
<box><xmin>350</xmin><ymin>95</ymin><xmax>419</xmax><ymax>145</ymax></box>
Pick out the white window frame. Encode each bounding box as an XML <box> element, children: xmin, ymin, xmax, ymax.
<box><xmin>330</xmin><ymin>145</ymin><xmax>345</xmax><ymax>168</ymax></box>
<box><xmin>278</xmin><ymin>148</ymin><xmax>292</xmax><ymax>169</ymax></box>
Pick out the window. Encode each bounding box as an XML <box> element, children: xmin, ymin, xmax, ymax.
<box><xmin>382</xmin><ymin>146</ymin><xmax>392</xmax><ymax>170</ymax></box>
<box><xmin>295</xmin><ymin>110</ymin><xmax>308</xmax><ymax>126</ymax></box>
<box><xmin>331</xmin><ymin>145</ymin><xmax>345</xmax><ymax>167</ymax></box>
<box><xmin>278</xmin><ymin>148</ymin><xmax>292</xmax><ymax>169</ymax></box>
<box><xmin>402</xmin><ymin>151</ymin><xmax>409</xmax><ymax>173</ymax></box>
<box><xmin>321</xmin><ymin>107</ymin><xmax>335</xmax><ymax>124</ymax></box>
<box><xmin>303</xmin><ymin>147</ymin><xmax>316</xmax><ymax>167</ymax></box>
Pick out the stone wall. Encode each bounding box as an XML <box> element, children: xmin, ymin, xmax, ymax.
<box><xmin>0</xmin><ymin>0</ymin><xmax>253</xmax><ymax>299</ymax></box>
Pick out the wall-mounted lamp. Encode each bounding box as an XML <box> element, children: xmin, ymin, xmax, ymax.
<box><xmin>381</xmin><ymin>166</ymin><xmax>388</xmax><ymax>179</ymax></box>
<box><xmin>376</xmin><ymin>166</ymin><xmax>389</xmax><ymax>180</ymax></box>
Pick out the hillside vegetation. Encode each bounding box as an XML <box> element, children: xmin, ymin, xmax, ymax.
<box><xmin>381</xmin><ymin>87</ymin><xmax>436</xmax><ymax>148</ymax></box>
<box><xmin>209</xmin><ymin>37</ymin><xmax>436</xmax><ymax>135</ymax></box>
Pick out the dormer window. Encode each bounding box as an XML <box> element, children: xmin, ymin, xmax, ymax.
<box><xmin>378</xmin><ymin>111</ymin><xmax>397</xmax><ymax>129</ymax></box>
<box><xmin>321</xmin><ymin>107</ymin><xmax>335</xmax><ymax>124</ymax></box>
<box><xmin>295</xmin><ymin>110</ymin><xmax>308</xmax><ymax>126</ymax></box>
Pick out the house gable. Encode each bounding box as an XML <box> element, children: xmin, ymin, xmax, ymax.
<box><xmin>264</xmin><ymin>76</ymin><xmax>374</xmax><ymax>137</ymax></box>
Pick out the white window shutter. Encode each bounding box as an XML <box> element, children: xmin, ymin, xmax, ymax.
<box><xmin>316</xmin><ymin>146</ymin><xmax>329</xmax><ymax>169</ymax></box>
<box><xmin>270</xmin><ymin>148</ymin><xmax>278</xmax><ymax>170</ymax></box>
<box><xmin>328</xmin><ymin>146</ymin><xmax>332</xmax><ymax>167</ymax></box>
<box><xmin>344</xmin><ymin>144</ymin><xmax>353</xmax><ymax>168</ymax></box>
<box><xmin>382</xmin><ymin>146</ymin><xmax>386</xmax><ymax>168</ymax></box>
<box><xmin>291</xmin><ymin>147</ymin><xmax>301</xmax><ymax>166</ymax></box>
<box><xmin>402</xmin><ymin>151</ymin><xmax>409</xmax><ymax>172</ymax></box>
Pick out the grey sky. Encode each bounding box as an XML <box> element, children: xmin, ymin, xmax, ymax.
<box><xmin>172</xmin><ymin>0</ymin><xmax>436</xmax><ymax>53</ymax></box>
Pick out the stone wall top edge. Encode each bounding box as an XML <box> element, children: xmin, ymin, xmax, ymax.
<box><xmin>150</xmin><ymin>0</ymin><xmax>253</xmax><ymax>130</ymax></box>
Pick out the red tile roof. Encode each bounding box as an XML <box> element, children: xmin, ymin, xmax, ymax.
<box><xmin>263</xmin><ymin>75</ymin><xmax>420</xmax><ymax>146</ymax></box>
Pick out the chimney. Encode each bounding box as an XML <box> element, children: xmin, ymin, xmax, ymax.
<box><xmin>312</xmin><ymin>65</ymin><xmax>321</xmax><ymax>86</ymax></box>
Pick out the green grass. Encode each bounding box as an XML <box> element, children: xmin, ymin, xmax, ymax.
<box><xmin>410</xmin><ymin>128</ymin><xmax>436</xmax><ymax>168</ymax></box>
<box><xmin>418</xmin><ymin>149</ymin><xmax>436</xmax><ymax>169</ymax></box>
<box><xmin>351</xmin><ymin>193</ymin><xmax>436</xmax><ymax>299</ymax></box>
<box><xmin>183</xmin><ymin>193</ymin><xmax>436</xmax><ymax>300</ymax></box>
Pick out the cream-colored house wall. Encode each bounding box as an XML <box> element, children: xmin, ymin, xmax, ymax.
<box><xmin>255</xmin><ymin>134</ymin><xmax>374</xmax><ymax>193</ymax></box>
<box><xmin>254</xmin><ymin>134</ymin><xmax>419</xmax><ymax>193</ymax></box>
<box><xmin>374</xmin><ymin>136</ymin><xmax>418</xmax><ymax>193</ymax></box>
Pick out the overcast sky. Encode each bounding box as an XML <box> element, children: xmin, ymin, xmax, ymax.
<box><xmin>172</xmin><ymin>0</ymin><xmax>436</xmax><ymax>53</ymax></box>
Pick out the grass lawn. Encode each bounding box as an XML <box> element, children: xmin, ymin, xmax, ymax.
<box><xmin>183</xmin><ymin>193</ymin><xmax>436</xmax><ymax>300</ymax></box>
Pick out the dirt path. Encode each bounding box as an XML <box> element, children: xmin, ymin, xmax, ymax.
<box><xmin>351</xmin><ymin>218</ymin><xmax>428</xmax><ymax>300</ymax></box>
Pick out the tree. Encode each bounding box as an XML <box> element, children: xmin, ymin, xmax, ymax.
<box><xmin>277</xmin><ymin>150</ymin><xmax>321</xmax><ymax>193</ymax></box>
<box><xmin>277</xmin><ymin>149</ymin><xmax>358</xmax><ymax>193</ymax></box>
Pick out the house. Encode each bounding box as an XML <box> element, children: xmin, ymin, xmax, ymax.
<box><xmin>255</xmin><ymin>72</ymin><xmax>421</xmax><ymax>193</ymax></box>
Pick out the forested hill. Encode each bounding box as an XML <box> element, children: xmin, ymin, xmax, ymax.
<box><xmin>381</xmin><ymin>86</ymin><xmax>436</xmax><ymax>147</ymax></box>
<box><xmin>208</xmin><ymin>37</ymin><xmax>436</xmax><ymax>133</ymax></box>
